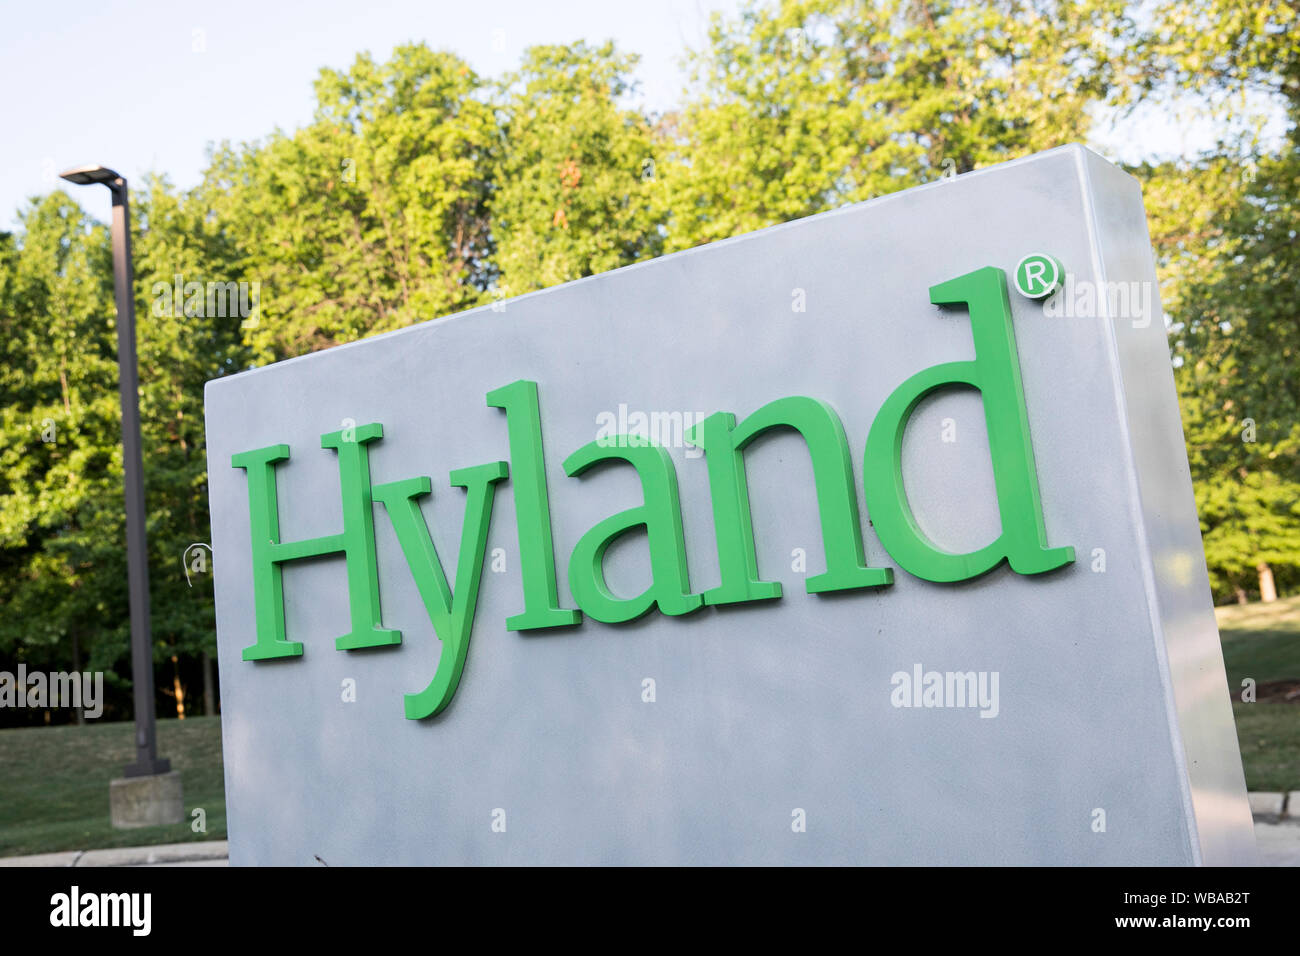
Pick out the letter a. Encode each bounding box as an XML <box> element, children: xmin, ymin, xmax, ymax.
<box><xmin>563</xmin><ymin>439</ymin><xmax>702</xmax><ymax>623</ymax></box>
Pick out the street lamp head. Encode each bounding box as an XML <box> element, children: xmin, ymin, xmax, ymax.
<box><xmin>59</xmin><ymin>164</ymin><xmax>123</xmax><ymax>186</ymax></box>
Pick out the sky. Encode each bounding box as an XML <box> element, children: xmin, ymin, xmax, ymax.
<box><xmin>0</xmin><ymin>0</ymin><xmax>1284</xmax><ymax>230</ymax></box>
<box><xmin>0</xmin><ymin>0</ymin><xmax>735</xmax><ymax>227</ymax></box>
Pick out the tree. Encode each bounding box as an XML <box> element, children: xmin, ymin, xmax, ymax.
<box><xmin>131</xmin><ymin>175</ymin><xmax>249</xmax><ymax>715</ymax></box>
<box><xmin>0</xmin><ymin>194</ymin><xmax>132</xmax><ymax>722</ymax></box>
<box><xmin>203</xmin><ymin>44</ymin><xmax>498</xmax><ymax>363</ymax></box>
<box><xmin>659</xmin><ymin>0</ymin><xmax>1127</xmax><ymax>251</ymax></box>
<box><xmin>1125</xmin><ymin>0</ymin><xmax>1299</xmax><ymax>127</ymax></box>
<box><xmin>1125</xmin><ymin>0</ymin><xmax>1300</xmax><ymax>601</ymax></box>
<box><xmin>489</xmin><ymin>41</ymin><xmax>665</xmax><ymax>295</ymax></box>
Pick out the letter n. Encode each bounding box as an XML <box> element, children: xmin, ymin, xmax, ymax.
<box><xmin>689</xmin><ymin>396</ymin><xmax>892</xmax><ymax>603</ymax></box>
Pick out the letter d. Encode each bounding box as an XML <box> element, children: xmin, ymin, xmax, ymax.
<box><xmin>863</xmin><ymin>266</ymin><xmax>1073</xmax><ymax>582</ymax></box>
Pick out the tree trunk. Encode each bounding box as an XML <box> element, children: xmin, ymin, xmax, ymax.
<box><xmin>1257</xmin><ymin>562</ymin><xmax>1278</xmax><ymax>603</ymax></box>
<box><xmin>171</xmin><ymin>654</ymin><xmax>186</xmax><ymax>720</ymax></box>
<box><xmin>1234</xmin><ymin>586</ymin><xmax>1249</xmax><ymax>605</ymax></box>
<box><xmin>202</xmin><ymin>651</ymin><xmax>215</xmax><ymax>716</ymax></box>
<box><xmin>71</xmin><ymin>631</ymin><xmax>84</xmax><ymax>726</ymax></box>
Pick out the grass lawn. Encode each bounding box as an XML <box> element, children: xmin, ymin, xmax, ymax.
<box><xmin>0</xmin><ymin>715</ymin><xmax>225</xmax><ymax>858</ymax></box>
<box><xmin>1216</xmin><ymin>594</ymin><xmax>1300</xmax><ymax>793</ymax></box>
<box><xmin>1231</xmin><ymin>702</ymin><xmax>1300</xmax><ymax>793</ymax></box>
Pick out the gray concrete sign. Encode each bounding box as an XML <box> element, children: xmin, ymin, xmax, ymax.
<box><xmin>204</xmin><ymin>144</ymin><xmax>1255</xmax><ymax>865</ymax></box>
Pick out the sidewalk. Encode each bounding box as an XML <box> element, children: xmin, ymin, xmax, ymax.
<box><xmin>1253</xmin><ymin>820</ymin><xmax>1300</xmax><ymax>866</ymax></box>
<box><xmin>0</xmin><ymin>840</ymin><xmax>228</xmax><ymax>867</ymax></box>
<box><xmin>1</xmin><ymin>824</ymin><xmax>1296</xmax><ymax>866</ymax></box>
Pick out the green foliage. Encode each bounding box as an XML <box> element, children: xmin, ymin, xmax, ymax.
<box><xmin>0</xmin><ymin>182</ymin><xmax>246</xmax><ymax>723</ymax></box>
<box><xmin>203</xmin><ymin>44</ymin><xmax>497</xmax><ymax>362</ymax></box>
<box><xmin>1176</xmin><ymin>148</ymin><xmax>1300</xmax><ymax>600</ymax></box>
<box><xmin>1124</xmin><ymin>0</ymin><xmax>1299</xmax><ymax>125</ymax></box>
<box><xmin>0</xmin><ymin>195</ymin><xmax>129</xmax><ymax>683</ymax></box>
<box><xmin>1127</xmin><ymin>0</ymin><xmax>1300</xmax><ymax>601</ymax></box>
<box><xmin>490</xmin><ymin>41</ymin><xmax>664</xmax><ymax>294</ymax></box>
<box><xmin>132</xmin><ymin>176</ymin><xmax>248</xmax><ymax>670</ymax></box>
<box><xmin>660</xmin><ymin>0</ymin><xmax>1127</xmax><ymax>250</ymax></box>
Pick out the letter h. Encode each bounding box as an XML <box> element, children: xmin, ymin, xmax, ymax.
<box><xmin>232</xmin><ymin>424</ymin><xmax>399</xmax><ymax>660</ymax></box>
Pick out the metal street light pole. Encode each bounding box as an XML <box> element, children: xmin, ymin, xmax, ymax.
<box><xmin>60</xmin><ymin>165</ymin><xmax>169</xmax><ymax>778</ymax></box>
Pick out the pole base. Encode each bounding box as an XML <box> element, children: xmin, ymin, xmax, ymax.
<box><xmin>110</xmin><ymin>770</ymin><xmax>183</xmax><ymax>829</ymax></box>
<box><xmin>123</xmin><ymin>756</ymin><xmax>171</xmax><ymax>778</ymax></box>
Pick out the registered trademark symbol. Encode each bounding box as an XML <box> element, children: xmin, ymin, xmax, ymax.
<box><xmin>1013</xmin><ymin>253</ymin><xmax>1063</xmax><ymax>299</ymax></box>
